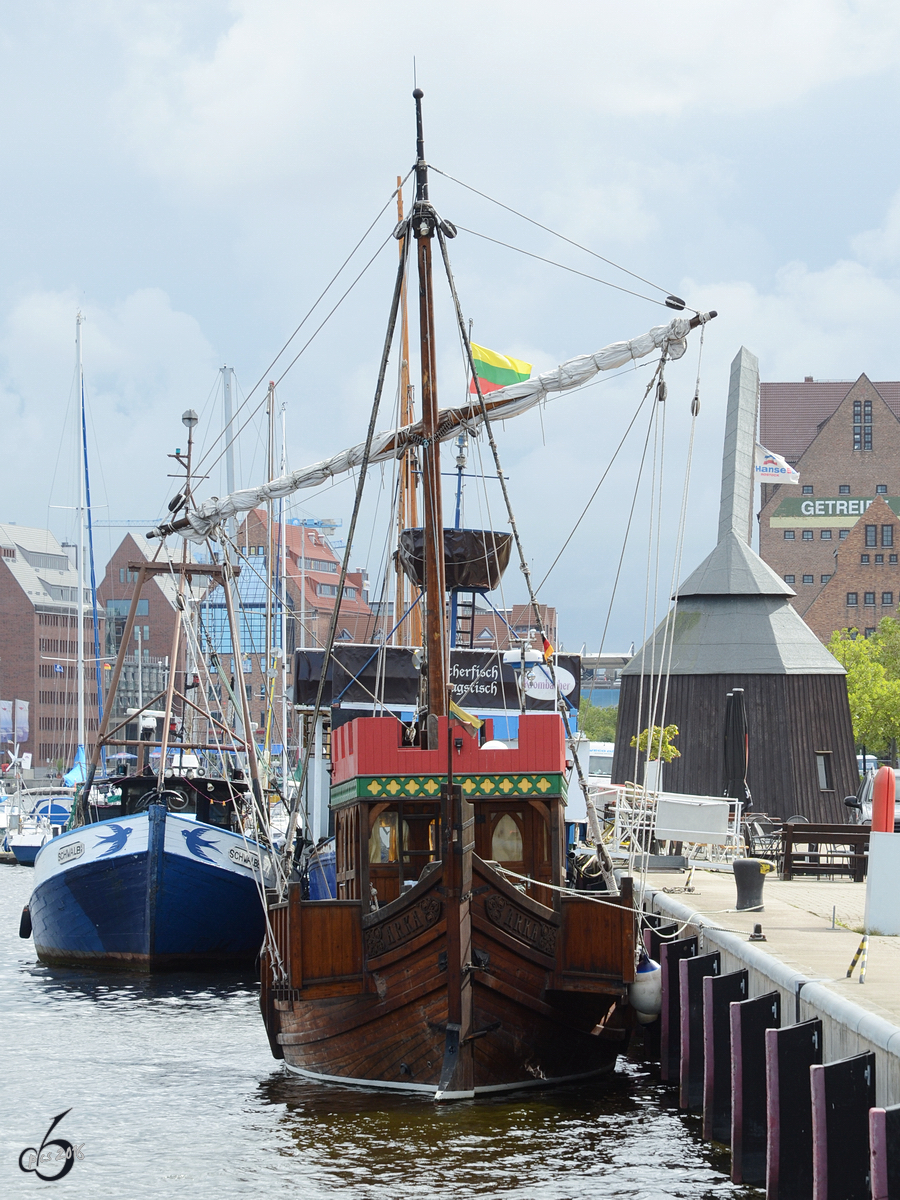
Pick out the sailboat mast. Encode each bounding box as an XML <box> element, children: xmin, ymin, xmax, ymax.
<box><xmin>412</xmin><ymin>88</ymin><xmax>447</xmax><ymax>719</ymax></box>
<box><xmin>222</xmin><ymin>366</ymin><xmax>237</xmax><ymax>546</ymax></box>
<box><xmin>279</xmin><ymin>400</ymin><xmax>289</xmax><ymax>796</ymax></box>
<box><xmin>75</xmin><ymin>313</ymin><xmax>86</xmax><ymax>757</ymax></box>
<box><xmin>265</xmin><ymin>381</ymin><xmax>276</xmax><ymax>764</ymax></box>
<box><xmin>394</xmin><ymin>178</ymin><xmax>421</xmax><ymax>648</ymax></box>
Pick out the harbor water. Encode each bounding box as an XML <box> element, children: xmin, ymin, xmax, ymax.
<box><xmin>1</xmin><ymin>866</ymin><xmax>757</xmax><ymax>1198</ymax></box>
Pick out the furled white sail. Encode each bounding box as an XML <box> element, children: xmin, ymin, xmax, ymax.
<box><xmin>162</xmin><ymin>312</ymin><xmax>714</xmax><ymax>543</ymax></box>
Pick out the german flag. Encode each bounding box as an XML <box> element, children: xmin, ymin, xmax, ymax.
<box><xmin>541</xmin><ymin>635</ymin><xmax>554</xmax><ymax>662</ymax></box>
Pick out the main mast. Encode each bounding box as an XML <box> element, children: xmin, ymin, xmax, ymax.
<box><xmin>75</xmin><ymin>313</ymin><xmax>86</xmax><ymax>759</ymax></box>
<box><xmin>412</xmin><ymin>88</ymin><xmax>448</xmax><ymax>721</ymax></box>
<box><xmin>394</xmin><ymin>178</ymin><xmax>422</xmax><ymax>648</ymax></box>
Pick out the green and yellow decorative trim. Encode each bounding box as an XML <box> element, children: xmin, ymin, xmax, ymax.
<box><xmin>330</xmin><ymin>772</ymin><xmax>567</xmax><ymax>807</ymax></box>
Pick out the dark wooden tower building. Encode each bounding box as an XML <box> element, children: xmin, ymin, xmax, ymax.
<box><xmin>611</xmin><ymin>347</ymin><xmax>857</xmax><ymax>821</ymax></box>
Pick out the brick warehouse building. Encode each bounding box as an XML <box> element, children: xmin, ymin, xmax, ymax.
<box><xmin>803</xmin><ymin>495</ymin><xmax>900</xmax><ymax>640</ymax></box>
<box><xmin>96</xmin><ymin>533</ymin><xmax>192</xmax><ymax>721</ymax></box>
<box><xmin>759</xmin><ymin>374</ymin><xmax>900</xmax><ymax>639</ymax></box>
<box><xmin>0</xmin><ymin>522</ymin><xmax>101</xmax><ymax>771</ymax></box>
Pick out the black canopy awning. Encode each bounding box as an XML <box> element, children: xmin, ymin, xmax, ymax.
<box><xmin>396</xmin><ymin>528</ymin><xmax>512</xmax><ymax>591</ymax></box>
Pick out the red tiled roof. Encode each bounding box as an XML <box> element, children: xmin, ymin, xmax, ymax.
<box><xmin>760</xmin><ymin>378</ymin><xmax>900</xmax><ymax>463</ymax></box>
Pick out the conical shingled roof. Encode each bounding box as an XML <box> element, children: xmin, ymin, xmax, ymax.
<box><xmin>626</xmin><ymin>531</ymin><xmax>843</xmax><ymax>676</ymax></box>
<box><xmin>624</xmin><ymin>344</ymin><xmax>845</xmax><ymax>678</ymax></box>
<box><xmin>622</xmin><ymin>594</ymin><xmax>845</xmax><ymax>675</ymax></box>
<box><xmin>676</xmin><ymin>530</ymin><xmax>795</xmax><ymax>598</ymax></box>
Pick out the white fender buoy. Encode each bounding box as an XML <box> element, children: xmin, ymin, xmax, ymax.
<box><xmin>627</xmin><ymin>953</ymin><xmax>661</xmax><ymax>1019</ymax></box>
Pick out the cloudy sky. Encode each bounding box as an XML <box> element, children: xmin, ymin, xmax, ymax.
<box><xmin>3</xmin><ymin>1</ymin><xmax>900</xmax><ymax>652</ymax></box>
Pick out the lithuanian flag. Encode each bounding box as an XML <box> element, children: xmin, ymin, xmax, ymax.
<box><xmin>469</xmin><ymin>342</ymin><xmax>532</xmax><ymax>395</ymax></box>
<box><xmin>450</xmin><ymin>698</ymin><xmax>483</xmax><ymax>730</ymax></box>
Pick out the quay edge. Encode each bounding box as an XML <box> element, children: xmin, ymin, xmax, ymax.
<box><xmin>642</xmin><ymin>882</ymin><xmax>900</xmax><ymax>1107</ymax></box>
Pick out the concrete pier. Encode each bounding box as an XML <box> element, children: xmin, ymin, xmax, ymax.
<box><xmin>639</xmin><ymin>869</ymin><xmax>900</xmax><ymax>1105</ymax></box>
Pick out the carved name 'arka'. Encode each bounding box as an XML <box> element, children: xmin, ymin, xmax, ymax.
<box><xmin>365</xmin><ymin>896</ymin><xmax>441</xmax><ymax>958</ymax></box>
<box><xmin>485</xmin><ymin>893</ymin><xmax>557</xmax><ymax>954</ymax></box>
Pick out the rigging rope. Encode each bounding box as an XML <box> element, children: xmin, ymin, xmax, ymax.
<box><xmin>429</xmin><ymin>164</ymin><xmax>692</xmax><ymax>307</ymax></box>
<box><xmin>196</xmin><ymin>230</ymin><xmax>396</xmax><ymax>481</ymax></box>
<box><xmin>535</xmin><ymin>363</ymin><xmax>660</xmax><ymax>595</ymax></box>
<box><xmin>435</xmin><ymin>221</ymin><xmax>619</xmax><ymax>894</ymax></box>
<box><xmin>193</xmin><ymin>169</ymin><xmax>414</xmax><ymax>482</ymax></box>
<box><xmin>278</xmin><ymin>227</ymin><xmax>412</xmax><ymax>889</ymax></box>
<box><xmin>454</xmin><ymin>224</ymin><xmax>677</xmax><ymax>309</ymax></box>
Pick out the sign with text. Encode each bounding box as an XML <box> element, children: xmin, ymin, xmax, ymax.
<box><xmin>769</xmin><ymin>495</ymin><xmax>900</xmax><ymax>528</ymax></box>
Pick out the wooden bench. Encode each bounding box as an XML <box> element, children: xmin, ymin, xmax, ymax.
<box><xmin>781</xmin><ymin>822</ymin><xmax>869</xmax><ymax>882</ymax></box>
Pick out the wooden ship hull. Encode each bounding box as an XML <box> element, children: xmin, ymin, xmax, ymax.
<box><xmin>260</xmin><ymin>713</ymin><xmax>635</xmax><ymax>1098</ymax></box>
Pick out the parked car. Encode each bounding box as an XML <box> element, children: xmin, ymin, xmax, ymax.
<box><xmin>844</xmin><ymin>767</ymin><xmax>900</xmax><ymax>828</ymax></box>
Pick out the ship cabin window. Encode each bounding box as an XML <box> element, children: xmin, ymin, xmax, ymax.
<box><xmin>491</xmin><ymin>813</ymin><xmax>524</xmax><ymax>863</ymax></box>
<box><xmin>476</xmin><ymin>803</ymin><xmax>554</xmax><ymax>903</ymax></box>
<box><xmin>364</xmin><ymin>802</ymin><xmax>440</xmax><ymax>904</ymax></box>
<box><xmin>369</xmin><ymin>811</ymin><xmax>406</xmax><ymax>863</ymax></box>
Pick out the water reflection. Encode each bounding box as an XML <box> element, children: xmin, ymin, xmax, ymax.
<box><xmin>254</xmin><ymin>1064</ymin><xmax>750</xmax><ymax>1200</ymax></box>
<box><xmin>1</xmin><ymin>865</ymin><xmax>755</xmax><ymax>1199</ymax></box>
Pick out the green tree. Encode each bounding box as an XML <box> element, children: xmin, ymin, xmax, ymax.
<box><xmin>578</xmin><ymin>699</ymin><xmax>618</xmax><ymax>742</ymax></box>
<box><xmin>826</xmin><ymin>627</ymin><xmax>900</xmax><ymax>754</ymax></box>
<box><xmin>630</xmin><ymin>723</ymin><xmax>681</xmax><ymax>762</ymax></box>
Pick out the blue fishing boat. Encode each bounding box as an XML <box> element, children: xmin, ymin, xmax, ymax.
<box><xmin>23</xmin><ymin>772</ymin><xmax>275</xmax><ymax>969</ymax></box>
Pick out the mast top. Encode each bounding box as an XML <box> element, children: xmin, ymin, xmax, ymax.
<box><xmin>413</xmin><ymin>87</ymin><xmax>428</xmax><ymax>203</ymax></box>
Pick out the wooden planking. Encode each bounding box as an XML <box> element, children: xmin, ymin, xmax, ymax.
<box><xmin>268</xmin><ymin>841</ymin><xmax>634</xmax><ymax>1091</ymax></box>
<box><xmin>556</xmin><ymin>892</ymin><xmax>635</xmax><ymax>984</ymax></box>
<box><xmin>613</xmin><ymin>672</ymin><xmax>856</xmax><ymax>822</ymax></box>
<box><xmin>300</xmin><ymin>900</ymin><xmax>363</xmax><ymax>983</ymax></box>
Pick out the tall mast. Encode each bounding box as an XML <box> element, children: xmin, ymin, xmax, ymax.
<box><xmin>75</xmin><ymin>313</ymin><xmax>85</xmax><ymax>757</ymax></box>
<box><xmin>279</xmin><ymin>399</ymin><xmax>289</xmax><ymax>796</ymax></box>
<box><xmin>394</xmin><ymin>177</ymin><xmax>421</xmax><ymax>648</ymax></box>
<box><xmin>412</xmin><ymin>88</ymin><xmax>447</xmax><ymax>719</ymax></box>
<box><xmin>265</xmin><ymin>381</ymin><xmax>276</xmax><ymax>765</ymax></box>
<box><xmin>221</xmin><ymin>366</ymin><xmax>237</xmax><ymax>545</ymax></box>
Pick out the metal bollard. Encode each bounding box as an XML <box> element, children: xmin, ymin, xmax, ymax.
<box><xmin>734</xmin><ymin>857</ymin><xmax>770</xmax><ymax>911</ymax></box>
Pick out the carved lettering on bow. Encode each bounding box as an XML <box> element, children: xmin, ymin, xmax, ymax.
<box><xmin>364</xmin><ymin>896</ymin><xmax>442</xmax><ymax>959</ymax></box>
<box><xmin>485</xmin><ymin>893</ymin><xmax>557</xmax><ymax>955</ymax></box>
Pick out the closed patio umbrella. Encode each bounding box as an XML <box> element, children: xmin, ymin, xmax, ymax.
<box><xmin>723</xmin><ymin>687</ymin><xmax>751</xmax><ymax>804</ymax></box>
